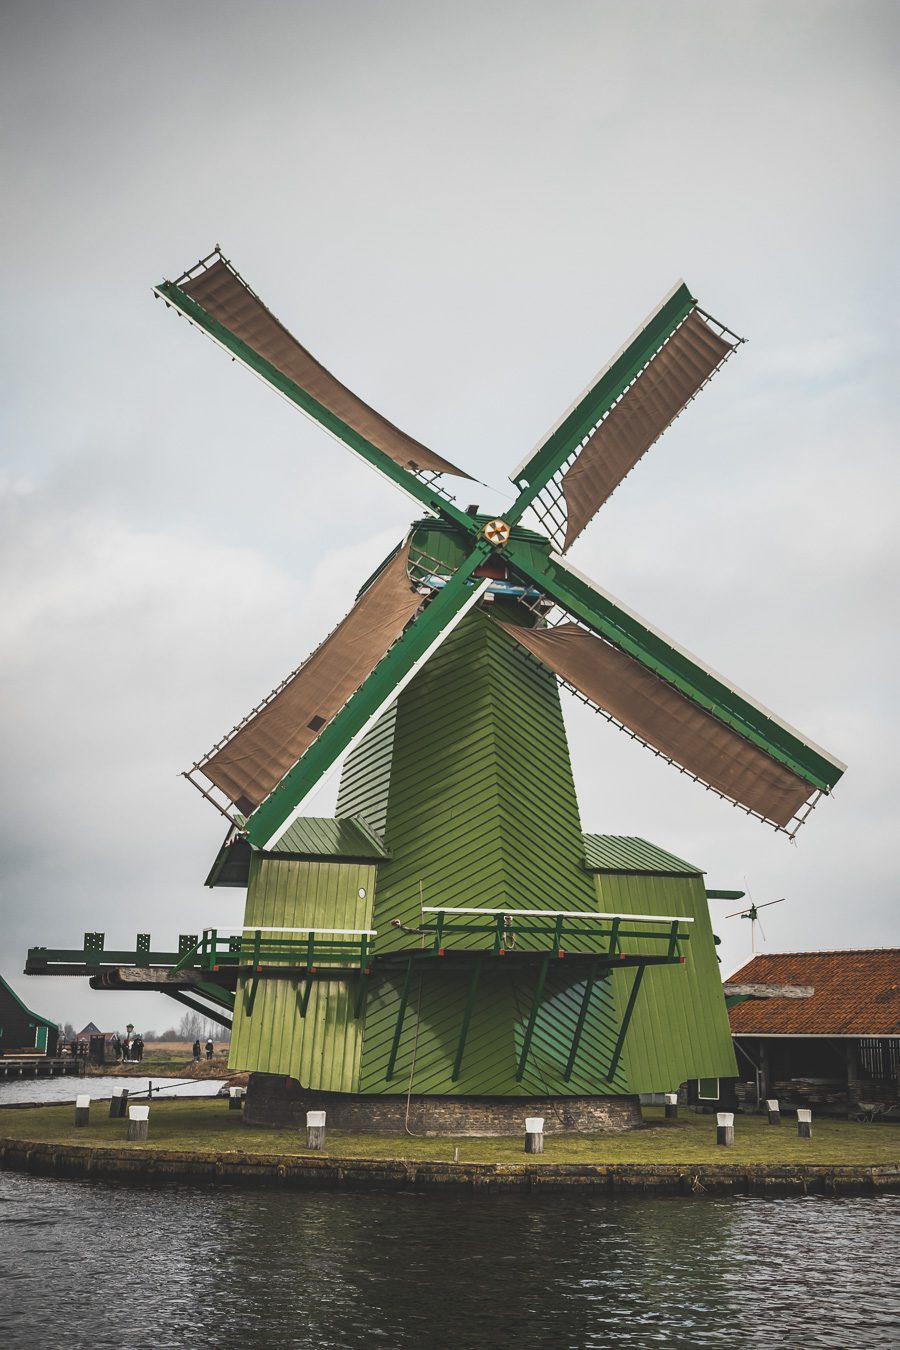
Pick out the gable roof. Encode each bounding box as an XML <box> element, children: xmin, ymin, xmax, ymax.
<box><xmin>728</xmin><ymin>950</ymin><xmax>900</xmax><ymax>1037</ymax></box>
<box><xmin>582</xmin><ymin>834</ymin><xmax>702</xmax><ymax>876</ymax></box>
<box><xmin>0</xmin><ymin>973</ymin><xmax>57</xmax><ymax>1030</ymax></box>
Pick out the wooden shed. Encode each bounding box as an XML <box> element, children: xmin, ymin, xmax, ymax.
<box><xmin>727</xmin><ymin>949</ymin><xmax>899</xmax><ymax>1118</ymax></box>
<box><xmin>0</xmin><ymin>974</ymin><xmax>59</xmax><ymax>1057</ymax></box>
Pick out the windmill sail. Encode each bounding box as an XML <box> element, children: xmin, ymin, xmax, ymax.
<box><xmin>497</xmin><ymin>620</ymin><xmax>821</xmax><ymax>828</ymax></box>
<box><xmin>559</xmin><ymin>310</ymin><xmax>733</xmax><ymax>549</ymax></box>
<box><xmin>193</xmin><ymin>544</ymin><xmax>424</xmax><ymax>814</ymax></box>
<box><xmin>510</xmin><ymin>283</ymin><xmax>739</xmax><ymax>552</ymax></box>
<box><xmin>164</xmin><ymin>252</ymin><xmax>470</xmax><ymax>481</ymax></box>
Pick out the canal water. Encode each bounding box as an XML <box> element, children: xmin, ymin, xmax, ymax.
<box><xmin>0</xmin><ymin>1076</ymin><xmax>225</xmax><ymax>1106</ymax></box>
<box><xmin>0</xmin><ymin>1173</ymin><xmax>897</xmax><ymax>1348</ymax></box>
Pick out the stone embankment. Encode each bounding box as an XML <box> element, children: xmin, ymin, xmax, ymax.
<box><xmin>0</xmin><ymin>1138</ymin><xmax>896</xmax><ymax>1196</ymax></box>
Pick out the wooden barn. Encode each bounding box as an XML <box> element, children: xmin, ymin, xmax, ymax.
<box><xmin>0</xmin><ymin>973</ymin><xmax>58</xmax><ymax>1057</ymax></box>
<box><xmin>726</xmin><ymin>949</ymin><xmax>900</xmax><ymax>1118</ymax></box>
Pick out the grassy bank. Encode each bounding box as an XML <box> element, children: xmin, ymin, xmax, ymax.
<box><xmin>1</xmin><ymin>1101</ymin><xmax>897</xmax><ymax>1166</ymax></box>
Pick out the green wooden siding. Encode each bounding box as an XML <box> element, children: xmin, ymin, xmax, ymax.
<box><xmin>594</xmin><ymin>871</ymin><xmax>737</xmax><ymax>1091</ymax></box>
<box><xmin>348</xmin><ymin>608</ymin><xmax>626</xmax><ymax>1094</ymax></box>
<box><xmin>362</xmin><ymin>608</ymin><xmax>598</xmax><ymax>950</ymax></box>
<box><xmin>228</xmin><ymin>855</ymin><xmax>376</xmax><ymax>1089</ymax></box>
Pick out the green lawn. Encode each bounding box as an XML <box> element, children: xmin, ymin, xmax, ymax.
<box><xmin>2</xmin><ymin>1101</ymin><xmax>897</xmax><ymax>1166</ymax></box>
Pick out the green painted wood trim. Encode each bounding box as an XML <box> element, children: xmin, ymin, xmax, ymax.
<box><xmin>607</xmin><ymin>964</ymin><xmax>646</xmax><ymax>1080</ymax></box>
<box><xmin>245</xmin><ymin>547</ymin><xmax>491</xmax><ymax>847</ymax></box>
<box><xmin>502</xmin><ymin>541</ymin><xmax>842</xmax><ymax>791</ymax></box>
<box><xmin>508</xmin><ymin>283</ymin><xmax>696</xmax><ymax>516</ymax></box>
<box><xmin>156</xmin><ymin>281</ymin><xmax>477</xmax><ymax>535</ymax></box>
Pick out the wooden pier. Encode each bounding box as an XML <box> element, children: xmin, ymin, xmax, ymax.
<box><xmin>0</xmin><ymin>1057</ymin><xmax>84</xmax><ymax>1080</ymax></box>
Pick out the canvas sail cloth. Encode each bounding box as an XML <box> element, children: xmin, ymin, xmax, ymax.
<box><xmin>560</xmin><ymin>310</ymin><xmax>733</xmax><ymax>550</ymax></box>
<box><xmin>179</xmin><ymin>258</ymin><xmax>468</xmax><ymax>478</ymax></box>
<box><xmin>497</xmin><ymin>622</ymin><xmax>815</xmax><ymax>827</ymax></box>
<box><xmin>200</xmin><ymin>546</ymin><xmax>423</xmax><ymax>814</ymax></box>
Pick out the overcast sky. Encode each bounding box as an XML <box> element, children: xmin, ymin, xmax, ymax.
<box><xmin>2</xmin><ymin>0</ymin><xmax>898</xmax><ymax>1032</ymax></box>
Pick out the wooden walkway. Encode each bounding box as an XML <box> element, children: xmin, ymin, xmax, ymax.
<box><xmin>0</xmin><ymin>1057</ymin><xmax>84</xmax><ymax>1079</ymax></box>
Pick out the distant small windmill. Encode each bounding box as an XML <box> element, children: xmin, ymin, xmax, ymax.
<box><xmin>726</xmin><ymin>897</ymin><xmax>787</xmax><ymax>955</ymax></box>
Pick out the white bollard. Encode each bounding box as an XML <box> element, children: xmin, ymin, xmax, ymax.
<box><xmin>524</xmin><ymin>1115</ymin><xmax>545</xmax><ymax>1154</ymax></box>
<box><xmin>766</xmin><ymin>1098</ymin><xmax>781</xmax><ymax>1126</ymax></box>
<box><xmin>306</xmin><ymin>1110</ymin><xmax>326</xmax><ymax>1150</ymax></box>
<box><xmin>797</xmin><ymin>1108</ymin><xmax>812</xmax><ymax>1139</ymax></box>
<box><xmin>127</xmin><ymin>1104</ymin><xmax>150</xmax><ymax>1142</ymax></box>
<box><xmin>74</xmin><ymin>1094</ymin><xmax>91</xmax><ymax>1127</ymax></box>
<box><xmin>716</xmin><ymin>1112</ymin><xmax>735</xmax><ymax>1147</ymax></box>
<box><xmin>109</xmin><ymin>1086</ymin><xmax>129</xmax><ymax>1119</ymax></box>
<box><xmin>664</xmin><ymin>1092</ymin><xmax>678</xmax><ymax>1121</ymax></box>
<box><xmin>228</xmin><ymin>1087</ymin><xmax>244</xmax><ymax>1111</ymax></box>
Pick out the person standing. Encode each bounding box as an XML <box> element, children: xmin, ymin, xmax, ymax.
<box><xmin>205</xmin><ymin>1038</ymin><xmax>214</xmax><ymax>1060</ymax></box>
<box><xmin>192</xmin><ymin>1039</ymin><xmax>201</xmax><ymax>1062</ymax></box>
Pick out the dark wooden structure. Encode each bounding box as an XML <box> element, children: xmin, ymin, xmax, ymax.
<box><xmin>0</xmin><ymin>973</ymin><xmax>58</xmax><ymax>1057</ymax></box>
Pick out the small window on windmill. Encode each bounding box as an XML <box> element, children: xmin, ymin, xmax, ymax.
<box><xmin>697</xmin><ymin>1077</ymin><xmax>720</xmax><ymax>1101</ymax></box>
<box><xmin>308</xmin><ymin>715</ymin><xmax>327</xmax><ymax>732</ymax></box>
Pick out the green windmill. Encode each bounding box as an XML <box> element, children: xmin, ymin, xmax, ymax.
<box><xmin>152</xmin><ymin>250</ymin><xmax>845</xmax><ymax>1131</ymax></box>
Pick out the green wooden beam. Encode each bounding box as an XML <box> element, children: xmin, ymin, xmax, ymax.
<box><xmin>515</xmin><ymin>955</ymin><xmax>552</xmax><ymax>1082</ymax></box>
<box><xmin>606</xmin><ymin>964</ymin><xmax>646</xmax><ymax>1081</ymax></box>
<box><xmin>563</xmin><ymin>962</ymin><xmax>601</xmax><ymax>1082</ymax></box>
<box><xmin>385</xmin><ymin>957</ymin><xmax>415</xmax><ymax>1082</ymax></box>
<box><xmin>501</xmin><ymin>540</ymin><xmax>841</xmax><ymax>792</ymax></box>
<box><xmin>451</xmin><ymin>956</ymin><xmax>483</xmax><ymax>1081</ymax></box>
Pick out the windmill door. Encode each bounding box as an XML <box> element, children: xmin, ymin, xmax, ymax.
<box><xmin>35</xmin><ymin>1025</ymin><xmax>47</xmax><ymax>1052</ymax></box>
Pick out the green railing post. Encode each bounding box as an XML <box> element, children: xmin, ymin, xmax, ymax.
<box><xmin>608</xmin><ymin>917</ymin><xmax>621</xmax><ymax>958</ymax></box>
<box><xmin>433</xmin><ymin>912</ymin><xmax>445</xmax><ymax>954</ymax></box>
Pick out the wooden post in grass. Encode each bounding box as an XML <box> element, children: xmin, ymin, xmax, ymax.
<box><xmin>109</xmin><ymin>1086</ymin><xmax>128</xmax><ymax>1119</ymax></box>
<box><xmin>664</xmin><ymin>1092</ymin><xmax>678</xmax><ymax>1120</ymax></box>
<box><xmin>797</xmin><ymin>1108</ymin><xmax>812</xmax><ymax>1139</ymax></box>
<box><xmin>229</xmin><ymin>1087</ymin><xmax>243</xmax><ymax>1111</ymax></box>
<box><xmin>127</xmin><ymin>1104</ymin><xmax>149</xmax><ymax>1142</ymax></box>
<box><xmin>74</xmin><ymin>1094</ymin><xmax>90</xmax><ymax>1127</ymax></box>
<box><xmin>525</xmin><ymin>1116</ymin><xmax>544</xmax><ymax>1154</ymax></box>
<box><xmin>306</xmin><ymin>1110</ymin><xmax>326</xmax><ymax>1150</ymax></box>
<box><xmin>716</xmin><ymin>1112</ymin><xmax>734</xmax><ymax>1147</ymax></box>
<box><xmin>766</xmin><ymin>1098</ymin><xmax>781</xmax><ymax>1125</ymax></box>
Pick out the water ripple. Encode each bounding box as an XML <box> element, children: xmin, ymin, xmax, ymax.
<box><xmin>0</xmin><ymin>1173</ymin><xmax>896</xmax><ymax>1348</ymax></box>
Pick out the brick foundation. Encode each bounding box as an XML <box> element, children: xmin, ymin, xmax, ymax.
<box><xmin>244</xmin><ymin>1073</ymin><xmax>642</xmax><ymax>1134</ymax></box>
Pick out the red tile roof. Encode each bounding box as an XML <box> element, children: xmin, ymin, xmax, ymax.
<box><xmin>728</xmin><ymin>950</ymin><xmax>900</xmax><ymax>1037</ymax></box>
